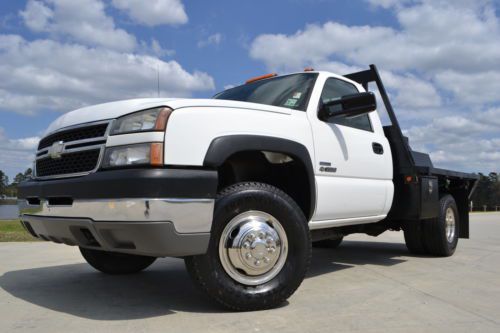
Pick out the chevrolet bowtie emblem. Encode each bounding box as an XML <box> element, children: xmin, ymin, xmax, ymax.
<box><xmin>48</xmin><ymin>141</ymin><xmax>65</xmax><ymax>159</ymax></box>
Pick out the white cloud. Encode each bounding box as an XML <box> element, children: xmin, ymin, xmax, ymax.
<box><xmin>0</xmin><ymin>128</ymin><xmax>39</xmax><ymax>151</ymax></box>
<box><xmin>404</xmin><ymin>115</ymin><xmax>500</xmax><ymax>172</ymax></box>
<box><xmin>480</xmin><ymin>107</ymin><xmax>500</xmax><ymax>127</ymax></box>
<box><xmin>112</xmin><ymin>0</ymin><xmax>188</xmax><ymax>26</ymax></box>
<box><xmin>20</xmin><ymin>0</ymin><xmax>137</xmax><ymax>52</ymax></box>
<box><xmin>0</xmin><ymin>127</ymin><xmax>39</xmax><ymax>179</ymax></box>
<box><xmin>379</xmin><ymin>70</ymin><xmax>442</xmax><ymax>109</ymax></box>
<box><xmin>251</xmin><ymin>22</ymin><xmax>393</xmax><ymax>71</ymax></box>
<box><xmin>366</xmin><ymin>0</ymin><xmax>412</xmax><ymax>9</ymax></box>
<box><xmin>20</xmin><ymin>0</ymin><xmax>53</xmax><ymax>31</ymax></box>
<box><xmin>0</xmin><ymin>35</ymin><xmax>215</xmax><ymax>115</ymax></box>
<box><xmin>251</xmin><ymin>2</ymin><xmax>500</xmax><ymax>74</ymax></box>
<box><xmin>197</xmin><ymin>33</ymin><xmax>223</xmax><ymax>48</ymax></box>
<box><xmin>434</xmin><ymin>70</ymin><xmax>500</xmax><ymax>105</ymax></box>
<box><xmin>139</xmin><ymin>38</ymin><xmax>175</xmax><ymax>57</ymax></box>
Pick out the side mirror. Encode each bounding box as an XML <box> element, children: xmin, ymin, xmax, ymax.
<box><xmin>319</xmin><ymin>92</ymin><xmax>376</xmax><ymax>121</ymax></box>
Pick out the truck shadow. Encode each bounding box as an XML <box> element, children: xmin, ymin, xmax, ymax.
<box><xmin>307</xmin><ymin>240</ymin><xmax>409</xmax><ymax>278</ymax></box>
<box><xmin>0</xmin><ymin>240</ymin><xmax>413</xmax><ymax>319</ymax></box>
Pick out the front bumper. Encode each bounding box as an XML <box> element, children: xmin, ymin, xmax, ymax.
<box><xmin>17</xmin><ymin>168</ymin><xmax>217</xmax><ymax>257</ymax></box>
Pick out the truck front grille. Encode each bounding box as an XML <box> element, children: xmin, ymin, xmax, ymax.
<box><xmin>35</xmin><ymin>121</ymin><xmax>109</xmax><ymax>179</ymax></box>
<box><xmin>36</xmin><ymin>149</ymin><xmax>101</xmax><ymax>177</ymax></box>
<box><xmin>38</xmin><ymin>123</ymin><xmax>108</xmax><ymax>150</ymax></box>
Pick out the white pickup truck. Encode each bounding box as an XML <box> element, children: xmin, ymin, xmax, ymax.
<box><xmin>18</xmin><ymin>65</ymin><xmax>477</xmax><ymax>311</ymax></box>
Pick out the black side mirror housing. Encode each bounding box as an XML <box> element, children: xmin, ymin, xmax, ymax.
<box><xmin>319</xmin><ymin>92</ymin><xmax>376</xmax><ymax>121</ymax></box>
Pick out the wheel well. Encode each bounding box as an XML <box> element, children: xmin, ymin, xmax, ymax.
<box><xmin>217</xmin><ymin>151</ymin><xmax>312</xmax><ymax>220</ymax></box>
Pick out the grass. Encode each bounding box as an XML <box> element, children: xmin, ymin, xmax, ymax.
<box><xmin>0</xmin><ymin>219</ymin><xmax>40</xmax><ymax>242</ymax></box>
<box><xmin>471</xmin><ymin>211</ymin><xmax>500</xmax><ymax>214</ymax></box>
<box><xmin>0</xmin><ymin>199</ymin><xmax>17</xmax><ymax>205</ymax></box>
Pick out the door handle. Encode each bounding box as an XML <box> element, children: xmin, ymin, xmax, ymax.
<box><xmin>372</xmin><ymin>142</ymin><xmax>384</xmax><ymax>155</ymax></box>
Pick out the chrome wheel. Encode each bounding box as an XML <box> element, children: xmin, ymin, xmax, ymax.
<box><xmin>445</xmin><ymin>207</ymin><xmax>456</xmax><ymax>243</ymax></box>
<box><xmin>218</xmin><ymin>210</ymin><xmax>288</xmax><ymax>285</ymax></box>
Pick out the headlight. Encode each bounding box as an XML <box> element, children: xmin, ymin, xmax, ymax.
<box><xmin>101</xmin><ymin>143</ymin><xmax>163</xmax><ymax>168</ymax></box>
<box><xmin>110</xmin><ymin>107</ymin><xmax>172</xmax><ymax>135</ymax></box>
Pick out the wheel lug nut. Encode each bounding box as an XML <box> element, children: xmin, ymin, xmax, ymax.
<box><xmin>245</xmin><ymin>253</ymin><xmax>252</xmax><ymax>259</ymax></box>
<box><xmin>258</xmin><ymin>232</ymin><xmax>265</xmax><ymax>239</ymax></box>
<box><xmin>264</xmin><ymin>257</ymin><xmax>270</xmax><ymax>263</ymax></box>
<box><xmin>266</xmin><ymin>237</ymin><xmax>273</xmax><ymax>244</ymax></box>
<box><xmin>255</xmin><ymin>260</ymin><xmax>261</xmax><ymax>266</ymax></box>
<box><xmin>243</xmin><ymin>242</ymin><xmax>250</xmax><ymax>249</ymax></box>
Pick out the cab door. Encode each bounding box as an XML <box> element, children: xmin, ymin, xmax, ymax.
<box><xmin>308</xmin><ymin>76</ymin><xmax>393</xmax><ymax>223</ymax></box>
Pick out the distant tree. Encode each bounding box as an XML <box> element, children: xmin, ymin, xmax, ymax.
<box><xmin>12</xmin><ymin>168</ymin><xmax>33</xmax><ymax>185</ymax></box>
<box><xmin>24</xmin><ymin>168</ymin><xmax>33</xmax><ymax>178</ymax></box>
<box><xmin>4</xmin><ymin>184</ymin><xmax>17</xmax><ymax>198</ymax></box>
<box><xmin>493</xmin><ymin>173</ymin><xmax>500</xmax><ymax>210</ymax></box>
<box><xmin>13</xmin><ymin>172</ymin><xmax>25</xmax><ymax>184</ymax></box>
<box><xmin>470</xmin><ymin>173</ymin><xmax>500</xmax><ymax>210</ymax></box>
<box><xmin>487</xmin><ymin>173</ymin><xmax>498</xmax><ymax>208</ymax></box>
<box><xmin>0</xmin><ymin>170</ymin><xmax>8</xmax><ymax>195</ymax></box>
<box><xmin>489</xmin><ymin>172</ymin><xmax>498</xmax><ymax>183</ymax></box>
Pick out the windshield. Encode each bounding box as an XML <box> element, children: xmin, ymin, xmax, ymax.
<box><xmin>213</xmin><ymin>73</ymin><xmax>318</xmax><ymax>111</ymax></box>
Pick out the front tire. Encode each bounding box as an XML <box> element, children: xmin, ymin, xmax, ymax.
<box><xmin>185</xmin><ymin>182</ymin><xmax>311</xmax><ymax>311</ymax></box>
<box><xmin>80</xmin><ymin>248</ymin><xmax>156</xmax><ymax>274</ymax></box>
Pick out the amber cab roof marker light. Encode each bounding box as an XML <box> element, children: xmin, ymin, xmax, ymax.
<box><xmin>304</xmin><ymin>67</ymin><xmax>315</xmax><ymax>72</ymax></box>
<box><xmin>245</xmin><ymin>73</ymin><xmax>277</xmax><ymax>84</ymax></box>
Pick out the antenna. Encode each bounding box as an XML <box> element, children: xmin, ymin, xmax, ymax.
<box><xmin>157</xmin><ymin>63</ymin><xmax>160</xmax><ymax>97</ymax></box>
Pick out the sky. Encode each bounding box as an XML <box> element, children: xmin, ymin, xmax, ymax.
<box><xmin>0</xmin><ymin>0</ymin><xmax>499</xmax><ymax>181</ymax></box>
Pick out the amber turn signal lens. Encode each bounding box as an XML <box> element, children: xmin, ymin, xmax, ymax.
<box><xmin>150</xmin><ymin>142</ymin><xmax>164</xmax><ymax>166</ymax></box>
<box><xmin>154</xmin><ymin>107</ymin><xmax>173</xmax><ymax>130</ymax></box>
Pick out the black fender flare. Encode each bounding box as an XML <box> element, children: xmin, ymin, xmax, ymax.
<box><xmin>203</xmin><ymin>135</ymin><xmax>316</xmax><ymax>220</ymax></box>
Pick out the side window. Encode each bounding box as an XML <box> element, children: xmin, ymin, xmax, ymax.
<box><xmin>320</xmin><ymin>78</ymin><xmax>373</xmax><ymax>131</ymax></box>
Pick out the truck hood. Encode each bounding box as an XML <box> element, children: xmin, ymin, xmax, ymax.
<box><xmin>46</xmin><ymin>98</ymin><xmax>292</xmax><ymax>135</ymax></box>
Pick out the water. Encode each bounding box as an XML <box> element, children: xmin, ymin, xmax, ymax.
<box><xmin>0</xmin><ymin>205</ymin><xmax>19</xmax><ymax>220</ymax></box>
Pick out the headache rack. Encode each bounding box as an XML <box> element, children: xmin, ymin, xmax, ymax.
<box><xmin>345</xmin><ymin>65</ymin><xmax>418</xmax><ymax>175</ymax></box>
<box><xmin>344</xmin><ymin>65</ymin><xmax>478</xmax><ymax>236</ymax></box>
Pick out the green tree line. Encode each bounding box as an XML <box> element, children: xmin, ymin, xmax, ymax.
<box><xmin>470</xmin><ymin>172</ymin><xmax>500</xmax><ymax>211</ymax></box>
<box><xmin>0</xmin><ymin>168</ymin><xmax>32</xmax><ymax>198</ymax></box>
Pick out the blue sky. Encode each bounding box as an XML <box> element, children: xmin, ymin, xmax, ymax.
<box><xmin>0</xmin><ymin>0</ymin><xmax>499</xmax><ymax>181</ymax></box>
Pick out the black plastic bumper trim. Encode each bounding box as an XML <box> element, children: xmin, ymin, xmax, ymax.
<box><xmin>18</xmin><ymin>168</ymin><xmax>218</xmax><ymax>200</ymax></box>
<box><xmin>21</xmin><ymin>215</ymin><xmax>210</xmax><ymax>257</ymax></box>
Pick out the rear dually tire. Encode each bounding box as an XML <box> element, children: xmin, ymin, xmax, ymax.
<box><xmin>422</xmin><ymin>195</ymin><xmax>459</xmax><ymax>257</ymax></box>
<box><xmin>403</xmin><ymin>194</ymin><xmax>459</xmax><ymax>257</ymax></box>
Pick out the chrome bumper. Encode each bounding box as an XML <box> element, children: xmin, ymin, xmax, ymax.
<box><xmin>19</xmin><ymin>198</ymin><xmax>214</xmax><ymax>233</ymax></box>
<box><xmin>18</xmin><ymin>198</ymin><xmax>214</xmax><ymax>257</ymax></box>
